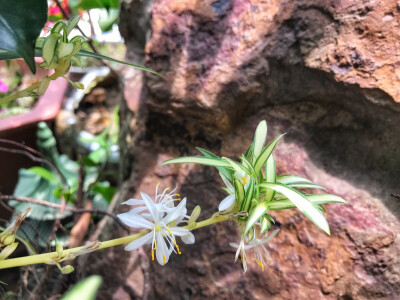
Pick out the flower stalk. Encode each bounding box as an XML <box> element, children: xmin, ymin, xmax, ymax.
<box><xmin>0</xmin><ymin>213</ymin><xmax>230</xmax><ymax>269</ymax></box>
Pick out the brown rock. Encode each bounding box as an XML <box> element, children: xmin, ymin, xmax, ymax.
<box><xmin>88</xmin><ymin>0</ymin><xmax>400</xmax><ymax>299</ymax></box>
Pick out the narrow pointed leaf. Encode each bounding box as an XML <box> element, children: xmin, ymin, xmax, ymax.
<box><xmin>196</xmin><ymin>147</ymin><xmax>233</xmax><ymax>181</ymax></box>
<box><xmin>268</xmin><ymin>194</ymin><xmax>346</xmax><ymax>210</ymax></box>
<box><xmin>234</xmin><ymin>179</ymin><xmax>245</xmax><ymax>205</ymax></box>
<box><xmin>240</xmin><ymin>178</ymin><xmax>255</xmax><ymax>212</ymax></box>
<box><xmin>244</xmin><ymin>142</ymin><xmax>254</xmax><ymax>162</ymax></box>
<box><xmin>264</xmin><ymin>155</ymin><xmax>276</xmax><ymax>201</ymax></box>
<box><xmin>253</xmin><ymin>120</ymin><xmax>267</xmax><ymax>159</ymax></box>
<box><xmin>254</xmin><ymin>134</ymin><xmax>285</xmax><ymax>174</ymax></box>
<box><xmin>161</xmin><ymin>156</ymin><xmax>232</xmax><ymax>168</ymax></box>
<box><xmin>288</xmin><ymin>182</ymin><xmax>327</xmax><ymax>191</ymax></box>
<box><xmin>276</xmin><ymin>175</ymin><xmax>312</xmax><ymax>185</ymax></box>
<box><xmin>244</xmin><ymin>202</ymin><xmax>269</xmax><ymax>235</ymax></box>
<box><xmin>260</xmin><ymin>216</ymin><xmax>271</xmax><ymax>233</ymax></box>
<box><xmin>76</xmin><ymin>49</ymin><xmax>163</xmax><ymax>77</ymax></box>
<box><xmin>260</xmin><ymin>183</ymin><xmax>330</xmax><ymax>235</ymax></box>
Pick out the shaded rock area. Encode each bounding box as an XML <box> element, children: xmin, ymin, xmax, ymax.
<box><xmin>86</xmin><ymin>0</ymin><xmax>400</xmax><ymax>299</ymax></box>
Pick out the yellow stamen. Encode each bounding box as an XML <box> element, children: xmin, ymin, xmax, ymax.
<box><xmin>166</xmin><ymin>187</ymin><xmax>170</xmax><ymax>191</ymax></box>
<box><xmin>176</xmin><ymin>198</ymin><xmax>181</xmax><ymax>201</ymax></box>
<box><xmin>163</xmin><ymin>255</ymin><xmax>166</xmax><ymax>265</ymax></box>
<box><xmin>241</xmin><ymin>176</ymin><xmax>247</xmax><ymax>185</ymax></box>
<box><xmin>175</xmin><ymin>193</ymin><xmax>180</xmax><ymax>196</ymax></box>
<box><xmin>256</xmin><ymin>260</ymin><xmax>264</xmax><ymax>271</ymax></box>
<box><xmin>165</xmin><ymin>227</ymin><xmax>173</xmax><ymax>236</ymax></box>
<box><xmin>151</xmin><ymin>239</ymin><xmax>157</xmax><ymax>261</ymax></box>
<box><xmin>173</xmin><ymin>239</ymin><xmax>182</xmax><ymax>255</ymax></box>
<box><xmin>157</xmin><ymin>182</ymin><xmax>160</xmax><ymax>186</ymax></box>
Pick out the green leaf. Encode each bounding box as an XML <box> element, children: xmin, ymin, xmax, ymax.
<box><xmin>276</xmin><ymin>175</ymin><xmax>312</xmax><ymax>185</ymax></box>
<box><xmin>244</xmin><ymin>202</ymin><xmax>269</xmax><ymax>235</ymax></box>
<box><xmin>240</xmin><ymin>178</ymin><xmax>255</xmax><ymax>212</ymax></box>
<box><xmin>76</xmin><ymin>50</ymin><xmax>163</xmax><ymax>77</ymax></box>
<box><xmin>99</xmin><ymin>8</ymin><xmax>119</xmax><ymax>32</ymax></box>
<box><xmin>196</xmin><ymin>147</ymin><xmax>233</xmax><ymax>181</ymax></box>
<box><xmin>288</xmin><ymin>182</ymin><xmax>327</xmax><ymax>191</ymax></box>
<box><xmin>253</xmin><ymin>120</ymin><xmax>267</xmax><ymax>159</ymax></box>
<box><xmin>234</xmin><ymin>179</ymin><xmax>245</xmax><ymax>206</ymax></box>
<box><xmin>0</xmin><ymin>0</ymin><xmax>47</xmax><ymax>73</ymax></box>
<box><xmin>42</xmin><ymin>33</ymin><xmax>60</xmax><ymax>64</ymax></box>
<box><xmin>222</xmin><ymin>157</ymin><xmax>249</xmax><ymax>174</ymax></box>
<box><xmin>260</xmin><ymin>183</ymin><xmax>330</xmax><ymax>235</ymax></box>
<box><xmin>260</xmin><ymin>216</ymin><xmax>271</xmax><ymax>233</ymax></box>
<box><xmin>61</xmin><ymin>275</ymin><xmax>102</xmax><ymax>300</ymax></box>
<box><xmin>264</xmin><ymin>155</ymin><xmax>276</xmax><ymax>202</ymax></box>
<box><xmin>91</xmin><ymin>183</ymin><xmax>116</xmax><ymax>203</ymax></box>
<box><xmin>161</xmin><ymin>156</ymin><xmax>232</xmax><ymax>168</ymax></box>
<box><xmin>254</xmin><ymin>134</ymin><xmax>285</xmax><ymax>174</ymax></box>
<box><xmin>267</xmin><ymin>194</ymin><xmax>345</xmax><ymax>210</ymax></box>
<box><xmin>28</xmin><ymin>167</ymin><xmax>58</xmax><ymax>183</ymax></box>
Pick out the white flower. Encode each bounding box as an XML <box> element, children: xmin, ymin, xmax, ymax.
<box><xmin>121</xmin><ymin>183</ymin><xmax>182</xmax><ymax>220</ymax></box>
<box><xmin>218</xmin><ymin>170</ymin><xmax>251</xmax><ymax>211</ymax></box>
<box><xmin>117</xmin><ymin>189</ymin><xmax>195</xmax><ymax>265</ymax></box>
<box><xmin>229</xmin><ymin>229</ymin><xmax>279</xmax><ymax>272</ymax></box>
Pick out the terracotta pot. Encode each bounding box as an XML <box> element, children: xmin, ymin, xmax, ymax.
<box><xmin>0</xmin><ymin>60</ymin><xmax>68</xmax><ymax>195</ymax></box>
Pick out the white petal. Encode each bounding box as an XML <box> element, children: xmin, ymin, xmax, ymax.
<box><xmin>169</xmin><ymin>227</ymin><xmax>190</xmax><ymax>236</ymax></box>
<box><xmin>218</xmin><ymin>195</ymin><xmax>235</xmax><ymax>211</ymax></box>
<box><xmin>261</xmin><ymin>228</ymin><xmax>280</xmax><ymax>243</ymax></box>
<box><xmin>117</xmin><ymin>212</ymin><xmax>154</xmax><ymax>229</ymax></box>
<box><xmin>219</xmin><ymin>172</ymin><xmax>234</xmax><ymax>193</ymax></box>
<box><xmin>181</xmin><ymin>232</ymin><xmax>195</xmax><ymax>244</ymax></box>
<box><xmin>229</xmin><ymin>242</ymin><xmax>239</xmax><ymax>248</ymax></box>
<box><xmin>122</xmin><ymin>198</ymin><xmax>144</xmax><ymax>206</ymax></box>
<box><xmin>155</xmin><ymin>233</ymin><xmax>170</xmax><ymax>265</ymax></box>
<box><xmin>234</xmin><ymin>170</ymin><xmax>246</xmax><ymax>180</ymax></box>
<box><xmin>129</xmin><ymin>206</ymin><xmax>148</xmax><ymax>214</ymax></box>
<box><xmin>124</xmin><ymin>232</ymin><xmax>153</xmax><ymax>251</ymax></box>
<box><xmin>140</xmin><ymin>192</ymin><xmax>159</xmax><ymax>222</ymax></box>
<box><xmin>163</xmin><ymin>198</ymin><xmax>187</xmax><ymax>224</ymax></box>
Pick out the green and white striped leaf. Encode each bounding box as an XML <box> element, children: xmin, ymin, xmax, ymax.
<box><xmin>244</xmin><ymin>142</ymin><xmax>254</xmax><ymax>162</ymax></box>
<box><xmin>161</xmin><ymin>156</ymin><xmax>232</xmax><ymax>168</ymax></box>
<box><xmin>276</xmin><ymin>175</ymin><xmax>312</xmax><ymax>185</ymax></box>
<box><xmin>253</xmin><ymin>120</ymin><xmax>267</xmax><ymax>159</ymax></box>
<box><xmin>254</xmin><ymin>134</ymin><xmax>285</xmax><ymax>174</ymax></box>
<box><xmin>264</xmin><ymin>155</ymin><xmax>276</xmax><ymax>202</ymax></box>
<box><xmin>234</xmin><ymin>179</ymin><xmax>245</xmax><ymax>205</ymax></box>
<box><xmin>196</xmin><ymin>147</ymin><xmax>233</xmax><ymax>181</ymax></box>
<box><xmin>65</xmin><ymin>15</ymin><xmax>81</xmax><ymax>35</ymax></box>
<box><xmin>222</xmin><ymin>157</ymin><xmax>250</xmax><ymax>174</ymax></box>
<box><xmin>244</xmin><ymin>201</ymin><xmax>269</xmax><ymax>235</ymax></box>
<box><xmin>267</xmin><ymin>193</ymin><xmax>346</xmax><ymax>210</ymax></box>
<box><xmin>240</xmin><ymin>178</ymin><xmax>255</xmax><ymax>212</ymax></box>
<box><xmin>288</xmin><ymin>182</ymin><xmax>327</xmax><ymax>191</ymax></box>
<box><xmin>260</xmin><ymin>215</ymin><xmax>271</xmax><ymax>233</ymax></box>
<box><xmin>260</xmin><ymin>183</ymin><xmax>330</xmax><ymax>235</ymax></box>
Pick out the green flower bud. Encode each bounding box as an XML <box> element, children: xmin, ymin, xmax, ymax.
<box><xmin>188</xmin><ymin>206</ymin><xmax>201</xmax><ymax>224</ymax></box>
<box><xmin>60</xmin><ymin>265</ymin><xmax>75</xmax><ymax>274</ymax></box>
<box><xmin>0</xmin><ymin>242</ymin><xmax>18</xmax><ymax>260</ymax></box>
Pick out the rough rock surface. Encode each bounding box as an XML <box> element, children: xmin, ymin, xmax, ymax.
<box><xmin>89</xmin><ymin>0</ymin><xmax>400</xmax><ymax>299</ymax></box>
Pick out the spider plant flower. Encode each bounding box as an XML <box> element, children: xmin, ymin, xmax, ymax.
<box><xmin>118</xmin><ymin>192</ymin><xmax>194</xmax><ymax>265</ymax></box>
<box><xmin>230</xmin><ymin>229</ymin><xmax>279</xmax><ymax>272</ymax></box>
<box><xmin>121</xmin><ymin>183</ymin><xmax>182</xmax><ymax>220</ymax></box>
<box><xmin>218</xmin><ymin>170</ymin><xmax>251</xmax><ymax>212</ymax></box>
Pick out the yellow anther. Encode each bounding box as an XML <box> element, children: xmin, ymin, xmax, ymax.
<box><xmin>176</xmin><ymin>198</ymin><xmax>181</xmax><ymax>201</ymax></box>
<box><xmin>256</xmin><ymin>260</ymin><xmax>264</xmax><ymax>271</ymax></box>
<box><xmin>151</xmin><ymin>249</ymin><xmax>155</xmax><ymax>261</ymax></box>
<box><xmin>157</xmin><ymin>182</ymin><xmax>160</xmax><ymax>186</ymax></box>
<box><xmin>165</xmin><ymin>227</ymin><xmax>173</xmax><ymax>236</ymax></box>
<box><xmin>153</xmin><ymin>239</ymin><xmax>157</xmax><ymax>250</ymax></box>
<box><xmin>241</xmin><ymin>177</ymin><xmax>247</xmax><ymax>185</ymax></box>
<box><xmin>175</xmin><ymin>193</ymin><xmax>180</xmax><ymax>196</ymax></box>
<box><xmin>166</xmin><ymin>187</ymin><xmax>170</xmax><ymax>191</ymax></box>
<box><xmin>174</xmin><ymin>239</ymin><xmax>182</xmax><ymax>255</ymax></box>
<box><xmin>163</xmin><ymin>255</ymin><xmax>166</xmax><ymax>265</ymax></box>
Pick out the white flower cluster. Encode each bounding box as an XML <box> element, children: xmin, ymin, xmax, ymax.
<box><xmin>117</xmin><ymin>184</ymin><xmax>194</xmax><ymax>265</ymax></box>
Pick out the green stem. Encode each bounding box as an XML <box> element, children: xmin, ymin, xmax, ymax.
<box><xmin>0</xmin><ymin>72</ymin><xmax>59</xmax><ymax>106</ymax></box>
<box><xmin>0</xmin><ymin>214</ymin><xmax>231</xmax><ymax>269</ymax></box>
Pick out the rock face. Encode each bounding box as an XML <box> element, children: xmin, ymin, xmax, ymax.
<box><xmin>103</xmin><ymin>0</ymin><xmax>400</xmax><ymax>299</ymax></box>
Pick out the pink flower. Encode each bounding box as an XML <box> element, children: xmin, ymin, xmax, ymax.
<box><xmin>0</xmin><ymin>80</ymin><xmax>8</xmax><ymax>93</ymax></box>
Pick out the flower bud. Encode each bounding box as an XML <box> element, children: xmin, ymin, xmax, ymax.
<box><xmin>0</xmin><ymin>234</ymin><xmax>15</xmax><ymax>247</ymax></box>
<box><xmin>60</xmin><ymin>265</ymin><xmax>75</xmax><ymax>274</ymax></box>
<box><xmin>56</xmin><ymin>243</ymin><xmax>63</xmax><ymax>256</ymax></box>
<box><xmin>188</xmin><ymin>206</ymin><xmax>201</xmax><ymax>224</ymax></box>
<box><xmin>0</xmin><ymin>242</ymin><xmax>18</xmax><ymax>260</ymax></box>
